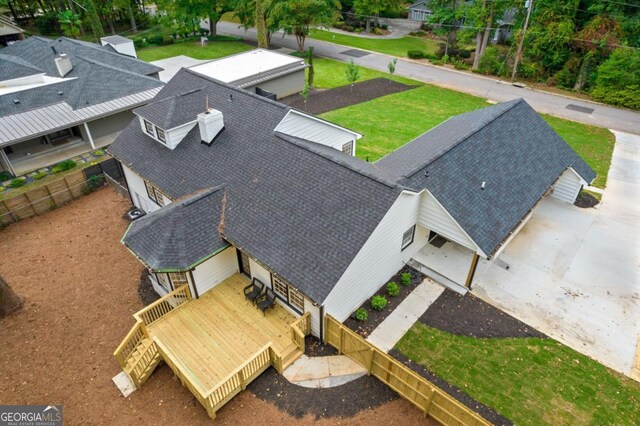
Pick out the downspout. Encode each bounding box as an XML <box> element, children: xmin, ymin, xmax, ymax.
<box><xmin>320</xmin><ymin>305</ymin><xmax>325</xmax><ymax>342</ymax></box>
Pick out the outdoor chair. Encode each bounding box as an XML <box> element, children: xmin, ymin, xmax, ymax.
<box><xmin>243</xmin><ymin>278</ymin><xmax>265</xmax><ymax>304</ymax></box>
<box><xmin>256</xmin><ymin>287</ymin><xmax>276</xmax><ymax>315</ymax></box>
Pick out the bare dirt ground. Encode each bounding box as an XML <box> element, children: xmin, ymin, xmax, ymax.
<box><xmin>0</xmin><ymin>188</ymin><xmax>431</xmax><ymax>425</ymax></box>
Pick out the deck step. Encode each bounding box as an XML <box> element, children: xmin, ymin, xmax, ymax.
<box><xmin>280</xmin><ymin>343</ymin><xmax>303</xmax><ymax>370</ymax></box>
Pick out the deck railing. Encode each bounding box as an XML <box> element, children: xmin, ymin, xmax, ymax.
<box><xmin>290</xmin><ymin>312</ymin><xmax>311</xmax><ymax>352</ymax></box>
<box><xmin>113</xmin><ymin>320</ymin><xmax>146</xmax><ymax>368</ymax></box>
<box><xmin>134</xmin><ymin>284</ymin><xmax>191</xmax><ymax>326</ymax></box>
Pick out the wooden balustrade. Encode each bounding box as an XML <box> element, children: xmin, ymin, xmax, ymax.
<box><xmin>113</xmin><ymin>320</ymin><xmax>145</xmax><ymax>368</ymax></box>
<box><xmin>290</xmin><ymin>312</ymin><xmax>311</xmax><ymax>352</ymax></box>
<box><xmin>134</xmin><ymin>285</ymin><xmax>191</xmax><ymax>326</ymax></box>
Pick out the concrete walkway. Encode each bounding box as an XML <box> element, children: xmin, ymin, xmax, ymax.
<box><xmin>367</xmin><ymin>278</ymin><xmax>445</xmax><ymax>352</ymax></box>
<box><xmin>283</xmin><ymin>354</ymin><xmax>367</xmax><ymax>388</ymax></box>
<box><xmin>214</xmin><ymin>21</ymin><xmax>640</xmax><ymax>135</ymax></box>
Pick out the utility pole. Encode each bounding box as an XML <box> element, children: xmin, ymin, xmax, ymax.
<box><xmin>511</xmin><ymin>0</ymin><xmax>534</xmax><ymax>82</ymax></box>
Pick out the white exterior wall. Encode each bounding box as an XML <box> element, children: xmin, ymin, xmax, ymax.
<box><xmin>323</xmin><ymin>191</ymin><xmax>428</xmax><ymax>322</ymax></box>
<box><xmin>244</xmin><ymin>70</ymin><xmax>306</xmax><ymax>99</ymax></box>
<box><xmin>274</xmin><ymin>110</ymin><xmax>359</xmax><ymax>154</ymax></box>
<box><xmin>304</xmin><ymin>299</ymin><xmax>321</xmax><ymax>337</ymax></box>
<box><xmin>418</xmin><ymin>190</ymin><xmax>482</xmax><ymax>255</ymax></box>
<box><xmin>551</xmin><ymin>168</ymin><xmax>584</xmax><ymax>204</ymax></box>
<box><xmin>137</xmin><ymin>117</ymin><xmax>197</xmax><ymax>150</ymax></box>
<box><xmin>122</xmin><ymin>164</ymin><xmax>170</xmax><ymax>213</ymax></box>
<box><xmin>191</xmin><ymin>247</ymin><xmax>238</xmax><ymax>296</ymax></box>
<box><xmin>149</xmin><ymin>274</ymin><xmax>169</xmax><ymax>296</ymax></box>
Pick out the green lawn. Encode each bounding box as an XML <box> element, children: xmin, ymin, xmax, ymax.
<box><xmin>309</xmin><ymin>29</ymin><xmax>439</xmax><ymax>58</ymax></box>
<box><xmin>310</xmin><ymin>57</ymin><xmax>421</xmax><ymax>89</ymax></box>
<box><xmin>396</xmin><ymin>324</ymin><xmax>640</xmax><ymax>425</ymax></box>
<box><xmin>136</xmin><ymin>40</ymin><xmax>251</xmax><ymax>62</ymax></box>
<box><xmin>320</xmin><ymin>87</ymin><xmax>614</xmax><ymax>188</ymax></box>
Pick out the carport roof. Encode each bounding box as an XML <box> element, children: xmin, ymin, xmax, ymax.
<box><xmin>377</xmin><ymin>98</ymin><xmax>596</xmax><ymax>257</ymax></box>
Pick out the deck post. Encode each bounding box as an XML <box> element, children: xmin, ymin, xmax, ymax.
<box><xmin>465</xmin><ymin>252</ymin><xmax>480</xmax><ymax>289</ymax></box>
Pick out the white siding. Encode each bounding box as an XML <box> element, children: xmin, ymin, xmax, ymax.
<box><xmin>248</xmin><ymin>258</ymin><xmax>272</xmax><ymax>287</ymax></box>
<box><xmin>274</xmin><ymin>110</ymin><xmax>360</xmax><ymax>153</ymax></box>
<box><xmin>192</xmin><ymin>247</ymin><xmax>238</xmax><ymax>296</ymax></box>
<box><xmin>122</xmin><ymin>164</ymin><xmax>170</xmax><ymax>213</ymax></box>
<box><xmin>418</xmin><ymin>190</ymin><xmax>482</xmax><ymax>254</ymax></box>
<box><xmin>551</xmin><ymin>168</ymin><xmax>584</xmax><ymax>204</ymax></box>
<box><xmin>323</xmin><ymin>191</ymin><xmax>428</xmax><ymax>322</ymax></box>
<box><xmin>166</xmin><ymin>121</ymin><xmax>197</xmax><ymax>149</ymax></box>
<box><xmin>244</xmin><ymin>70</ymin><xmax>306</xmax><ymax>99</ymax></box>
<box><xmin>304</xmin><ymin>299</ymin><xmax>321</xmax><ymax>337</ymax></box>
<box><xmin>149</xmin><ymin>274</ymin><xmax>170</xmax><ymax>296</ymax></box>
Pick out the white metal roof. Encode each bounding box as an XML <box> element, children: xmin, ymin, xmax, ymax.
<box><xmin>188</xmin><ymin>49</ymin><xmax>305</xmax><ymax>84</ymax></box>
<box><xmin>0</xmin><ymin>87</ymin><xmax>161</xmax><ymax>145</ymax></box>
<box><xmin>274</xmin><ymin>110</ymin><xmax>362</xmax><ymax>149</ymax></box>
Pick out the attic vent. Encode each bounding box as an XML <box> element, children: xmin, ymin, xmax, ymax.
<box><xmin>13</xmin><ymin>99</ymin><xmax>20</xmax><ymax>104</ymax></box>
<box><xmin>54</xmin><ymin>54</ymin><xmax>73</xmax><ymax>77</ymax></box>
<box><xmin>198</xmin><ymin>109</ymin><xmax>224</xmax><ymax>145</ymax></box>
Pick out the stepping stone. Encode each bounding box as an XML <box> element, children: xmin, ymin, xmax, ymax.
<box><xmin>112</xmin><ymin>371</ymin><xmax>136</xmax><ymax>397</ymax></box>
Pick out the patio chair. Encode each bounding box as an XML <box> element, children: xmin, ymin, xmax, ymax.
<box><xmin>256</xmin><ymin>287</ymin><xmax>276</xmax><ymax>316</ymax></box>
<box><xmin>243</xmin><ymin>278</ymin><xmax>265</xmax><ymax>304</ymax></box>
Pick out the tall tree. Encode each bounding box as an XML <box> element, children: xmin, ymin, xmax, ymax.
<box><xmin>57</xmin><ymin>10</ymin><xmax>81</xmax><ymax>38</ymax></box>
<box><xmin>233</xmin><ymin>0</ymin><xmax>277</xmax><ymax>46</ymax></box>
<box><xmin>269</xmin><ymin>0</ymin><xmax>339</xmax><ymax>52</ymax></box>
<box><xmin>352</xmin><ymin>0</ymin><xmax>401</xmax><ymax>33</ymax></box>
<box><xmin>157</xmin><ymin>0</ymin><xmax>232</xmax><ymax>37</ymax></box>
<box><xmin>82</xmin><ymin>0</ymin><xmax>104</xmax><ymax>40</ymax></box>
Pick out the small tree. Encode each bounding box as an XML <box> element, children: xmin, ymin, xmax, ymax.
<box><xmin>387</xmin><ymin>57</ymin><xmax>397</xmax><ymax>82</ymax></box>
<box><xmin>300</xmin><ymin>82</ymin><xmax>310</xmax><ymax>106</ymax></box>
<box><xmin>57</xmin><ymin>10</ymin><xmax>82</xmax><ymax>39</ymax></box>
<box><xmin>307</xmin><ymin>46</ymin><xmax>315</xmax><ymax>87</ymax></box>
<box><xmin>345</xmin><ymin>60</ymin><xmax>360</xmax><ymax>92</ymax></box>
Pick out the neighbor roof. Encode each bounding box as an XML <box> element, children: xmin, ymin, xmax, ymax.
<box><xmin>109</xmin><ymin>68</ymin><xmax>401</xmax><ymax>303</ymax></box>
<box><xmin>189</xmin><ymin>49</ymin><xmax>308</xmax><ymax>87</ymax></box>
<box><xmin>0</xmin><ymin>36</ymin><xmax>164</xmax><ymax>145</ymax></box>
<box><xmin>376</xmin><ymin>98</ymin><xmax>596</xmax><ymax>257</ymax></box>
<box><xmin>134</xmin><ymin>88</ymin><xmax>207</xmax><ymax>129</ymax></box>
<box><xmin>123</xmin><ymin>187</ymin><xmax>229</xmax><ymax>271</ymax></box>
<box><xmin>101</xmin><ymin>35</ymin><xmax>133</xmax><ymax>45</ymax></box>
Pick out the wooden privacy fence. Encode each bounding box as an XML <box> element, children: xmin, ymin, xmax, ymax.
<box><xmin>0</xmin><ymin>158</ymin><xmax>122</xmax><ymax>226</ymax></box>
<box><xmin>324</xmin><ymin>315</ymin><xmax>491</xmax><ymax>426</ymax></box>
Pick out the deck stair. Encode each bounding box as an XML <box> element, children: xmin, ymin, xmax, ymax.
<box><xmin>280</xmin><ymin>343</ymin><xmax>303</xmax><ymax>371</ymax></box>
<box><xmin>123</xmin><ymin>337</ymin><xmax>162</xmax><ymax>387</ymax></box>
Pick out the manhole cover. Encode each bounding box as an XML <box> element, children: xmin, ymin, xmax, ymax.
<box><xmin>340</xmin><ymin>49</ymin><xmax>370</xmax><ymax>58</ymax></box>
<box><xmin>566</xmin><ymin>104</ymin><xmax>594</xmax><ymax>114</ymax></box>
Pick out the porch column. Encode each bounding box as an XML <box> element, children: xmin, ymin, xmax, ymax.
<box><xmin>0</xmin><ymin>148</ymin><xmax>17</xmax><ymax>177</ymax></box>
<box><xmin>83</xmin><ymin>122</ymin><xmax>96</xmax><ymax>149</ymax></box>
<box><xmin>465</xmin><ymin>253</ymin><xmax>480</xmax><ymax>289</ymax></box>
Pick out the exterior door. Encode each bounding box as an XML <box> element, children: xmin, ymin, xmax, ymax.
<box><xmin>238</xmin><ymin>250</ymin><xmax>251</xmax><ymax>277</ymax></box>
<box><xmin>135</xmin><ymin>192</ymin><xmax>149</xmax><ymax>213</ymax></box>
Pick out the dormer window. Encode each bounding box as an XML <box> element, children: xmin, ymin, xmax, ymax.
<box><xmin>156</xmin><ymin>127</ymin><xmax>166</xmax><ymax>143</ymax></box>
<box><xmin>144</xmin><ymin>120</ymin><xmax>154</xmax><ymax>135</ymax></box>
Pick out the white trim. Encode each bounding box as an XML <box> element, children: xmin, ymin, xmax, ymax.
<box><xmin>0</xmin><ymin>148</ymin><xmax>16</xmax><ymax>176</ymax></box>
<box><xmin>83</xmin><ymin>122</ymin><xmax>95</xmax><ymax>149</ymax></box>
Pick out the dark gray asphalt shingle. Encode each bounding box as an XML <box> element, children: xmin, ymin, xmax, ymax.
<box><xmin>0</xmin><ymin>53</ymin><xmax>42</xmax><ymax>79</ymax></box>
<box><xmin>377</xmin><ymin>98</ymin><xmax>596</xmax><ymax>257</ymax></box>
<box><xmin>123</xmin><ymin>187</ymin><xmax>229</xmax><ymax>271</ymax></box>
<box><xmin>109</xmin><ymin>69</ymin><xmax>401</xmax><ymax>303</ymax></box>
<box><xmin>134</xmin><ymin>88</ymin><xmax>208</xmax><ymax>129</ymax></box>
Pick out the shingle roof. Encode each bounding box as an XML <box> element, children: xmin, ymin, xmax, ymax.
<box><xmin>0</xmin><ymin>54</ymin><xmax>43</xmax><ymax>80</ymax></box>
<box><xmin>122</xmin><ymin>187</ymin><xmax>229</xmax><ymax>271</ymax></box>
<box><xmin>109</xmin><ymin>68</ymin><xmax>401</xmax><ymax>303</ymax></box>
<box><xmin>377</xmin><ymin>98</ymin><xmax>596</xmax><ymax>257</ymax></box>
<box><xmin>134</xmin><ymin>88</ymin><xmax>207</xmax><ymax>129</ymax></box>
<box><xmin>101</xmin><ymin>35</ymin><xmax>132</xmax><ymax>45</ymax></box>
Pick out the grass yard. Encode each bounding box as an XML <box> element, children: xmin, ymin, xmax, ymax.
<box><xmin>320</xmin><ymin>86</ymin><xmax>614</xmax><ymax>188</ymax></box>
<box><xmin>396</xmin><ymin>324</ymin><xmax>640</xmax><ymax>425</ymax></box>
<box><xmin>309</xmin><ymin>29</ymin><xmax>439</xmax><ymax>58</ymax></box>
<box><xmin>310</xmin><ymin>57</ymin><xmax>421</xmax><ymax>89</ymax></box>
<box><xmin>136</xmin><ymin>40</ymin><xmax>251</xmax><ymax>62</ymax></box>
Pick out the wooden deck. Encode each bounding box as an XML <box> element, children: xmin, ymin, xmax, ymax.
<box><xmin>147</xmin><ymin>274</ymin><xmax>296</xmax><ymax>390</ymax></box>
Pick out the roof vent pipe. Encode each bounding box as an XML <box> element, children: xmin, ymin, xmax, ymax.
<box><xmin>481</xmin><ymin>181</ymin><xmax>486</xmax><ymax>190</ymax></box>
<box><xmin>54</xmin><ymin>53</ymin><xmax>73</xmax><ymax>77</ymax></box>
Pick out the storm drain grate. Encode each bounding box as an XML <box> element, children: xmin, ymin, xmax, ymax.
<box><xmin>566</xmin><ymin>104</ymin><xmax>594</xmax><ymax>114</ymax></box>
<box><xmin>340</xmin><ymin>49</ymin><xmax>370</xmax><ymax>58</ymax></box>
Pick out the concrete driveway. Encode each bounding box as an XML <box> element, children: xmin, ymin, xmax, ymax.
<box><xmin>473</xmin><ymin>131</ymin><xmax>640</xmax><ymax>378</ymax></box>
<box><xmin>151</xmin><ymin>55</ymin><xmax>209</xmax><ymax>82</ymax></box>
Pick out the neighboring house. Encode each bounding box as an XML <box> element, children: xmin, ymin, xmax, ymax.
<box><xmin>492</xmin><ymin>7</ymin><xmax>518</xmax><ymax>44</ymax></box>
<box><xmin>188</xmin><ymin>49</ymin><xmax>308</xmax><ymax>100</ymax></box>
<box><xmin>0</xmin><ymin>16</ymin><xmax>24</xmax><ymax>46</ymax></box>
<box><xmin>0</xmin><ymin>36</ymin><xmax>164</xmax><ymax>176</ymax></box>
<box><xmin>100</xmin><ymin>35</ymin><xmax>137</xmax><ymax>58</ymax></box>
<box><xmin>407</xmin><ymin>1</ymin><xmax>433</xmax><ymax>22</ymax></box>
<box><xmin>108</xmin><ymin>68</ymin><xmax>594</xmax><ymax>341</ymax></box>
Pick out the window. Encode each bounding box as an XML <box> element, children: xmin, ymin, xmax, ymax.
<box><xmin>342</xmin><ymin>141</ymin><xmax>353</xmax><ymax>156</ymax></box>
<box><xmin>144</xmin><ymin>120</ymin><xmax>154</xmax><ymax>135</ymax></box>
<box><xmin>401</xmin><ymin>225</ymin><xmax>416</xmax><ymax>250</ymax></box>
<box><xmin>169</xmin><ymin>272</ymin><xmax>188</xmax><ymax>287</ymax></box>
<box><xmin>271</xmin><ymin>275</ymin><xmax>304</xmax><ymax>313</ymax></box>
<box><xmin>156</xmin><ymin>272</ymin><xmax>172</xmax><ymax>292</ymax></box>
<box><xmin>144</xmin><ymin>181</ymin><xmax>167</xmax><ymax>206</ymax></box>
<box><xmin>156</xmin><ymin>127</ymin><xmax>166</xmax><ymax>143</ymax></box>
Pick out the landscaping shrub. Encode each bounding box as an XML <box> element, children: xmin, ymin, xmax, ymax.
<box><xmin>86</xmin><ymin>174</ymin><xmax>105</xmax><ymax>192</ymax></box>
<box><xmin>0</xmin><ymin>171</ymin><xmax>12</xmax><ymax>181</ymax></box>
<box><xmin>344</xmin><ymin>25</ymin><xmax>355</xmax><ymax>32</ymax></box>
<box><xmin>453</xmin><ymin>59</ymin><xmax>469</xmax><ymax>70</ymax></box>
<box><xmin>458</xmin><ymin>50</ymin><xmax>472</xmax><ymax>59</ymax></box>
<box><xmin>424</xmin><ymin>53</ymin><xmax>438</xmax><ymax>61</ymax></box>
<box><xmin>380</xmin><ymin>24</ymin><xmax>389</xmax><ymax>30</ymax></box>
<box><xmin>355</xmin><ymin>308</ymin><xmax>368</xmax><ymax>322</ymax></box>
<box><xmin>51</xmin><ymin>159</ymin><xmax>76</xmax><ymax>174</ymax></box>
<box><xmin>409</xmin><ymin>30</ymin><xmax>426</xmax><ymax>37</ymax></box>
<box><xmin>93</xmin><ymin>149</ymin><xmax>105</xmax><ymax>157</ymax></box>
<box><xmin>33</xmin><ymin>172</ymin><xmax>48</xmax><ymax>180</ymax></box>
<box><xmin>591</xmin><ymin>48</ymin><xmax>640</xmax><ymax>110</ymax></box>
<box><xmin>420</xmin><ymin>23</ymin><xmax>433</xmax><ymax>32</ymax></box>
<box><xmin>407</xmin><ymin>50</ymin><xmax>425</xmax><ymax>59</ymax></box>
<box><xmin>147</xmin><ymin>33</ymin><xmax>165</xmax><ymax>46</ymax></box>
<box><xmin>354</xmin><ymin>28</ymin><xmax>363</xmax><ymax>34</ymax></box>
<box><xmin>371</xmin><ymin>295</ymin><xmax>388</xmax><ymax>311</ymax></box>
<box><xmin>8</xmin><ymin>179</ymin><xmax>25</xmax><ymax>188</ymax></box>
<box><xmin>400</xmin><ymin>272</ymin><xmax>412</xmax><ymax>286</ymax></box>
<box><xmin>372</xmin><ymin>28</ymin><xmax>383</xmax><ymax>35</ymax></box>
<box><xmin>477</xmin><ymin>46</ymin><xmax>503</xmax><ymax>75</ymax></box>
<box><xmin>35</xmin><ymin>12</ymin><xmax>59</xmax><ymax>35</ymax></box>
<box><xmin>132</xmin><ymin>38</ymin><xmax>147</xmax><ymax>49</ymax></box>
<box><xmin>387</xmin><ymin>281</ymin><xmax>399</xmax><ymax>297</ymax></box>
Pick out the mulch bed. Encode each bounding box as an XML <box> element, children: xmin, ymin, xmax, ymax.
<box><xmin>138</xmin><ymin>269</ymin><xmax>160</xmax><ymax>305</ymax></box>
<box><xmin>304</xmin><ymin>335</ymin><xmax>338</xmax><ymax>357</ymax></box>
<box><xmin>344</xmin><ymin>266</ymin><xmax>424</xmax><ymax>338</ymax></box>
<box><xmin>420</xmin><ymin>289</ymin><xmax>547</xmax><ymax>338</ymax></box>
<box><xmin>248</xmin><ymin>367</ymin><xmax>398</xmax><ymax>419</ymax></box>
<box><xmin>279</xmin><ymin>78</ymin><xmax>419</xmax><ymax>115</ymax></box>
<box><xmin>574</xmin><ymin>191</ymin><xmax>600</xmax><ymax>208</ymax></box>
<box><xmin>389</xmin><ymin>350</ymin><xmax>513</xmax><ymax>426</ymax></box>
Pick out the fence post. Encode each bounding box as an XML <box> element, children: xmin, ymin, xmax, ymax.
<box><xmin>368</xmin><ymin>348</ymin><xmax>374</xmax><ymax>375</ymax></box>
<box><xmin>44</xmin><ymin>183</ymin><xmax>58</xmax><ymax>207</ymax></box>
<box><xmin>22</xmin><ymin>192</ymin><xmax>38</xmax><ymax>215</ymax></box>
<box><xmin>2</xmin><ymin>200</ymin><xmax>17</xmax><ymax>223</ymax></box>
<box><xmin>338</xmin><ymin>327</ymin><xmax>344</xmax><ymax>355</ymax></box>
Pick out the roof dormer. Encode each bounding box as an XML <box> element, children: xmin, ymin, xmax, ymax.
<box><xmin>133</xmin><ymin>88</ymin><xmax>210</xmax><ymax>150</ymax></box>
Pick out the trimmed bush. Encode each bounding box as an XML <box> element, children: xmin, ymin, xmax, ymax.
<box><xmin>0</xmin><ymin>171</ymin><xmax>12</xmax><ymax>181</ymax></box>
<box><xmin>387</xmin><ymin>281</ymin><xmax>400</xmax><ymax>297</ymax></box>
<box><xmin>33</xmin><ymin>171</ymin><xmax>48</xmax><ymax>180</ymax></box>
<box><xmin>51</xmin><ymin>159</ymin><xmax>77</xmax><ymax>174</ymax></box>
<box><xmin>371</xmin><ymin>295</ymin><xmax>388</xmax><ymax>311</ymax></box>
<box><xmin>148</xmin><ymin>34</ymin><xmax>165</xmax><ymax>46</ymax></box>
<box><xmin>355</xmin><ymin>308</ymin><xmax>368</xmax><ymax>322</ymax></box>
<box><xmin>401</xmin><ymin>272</ymin><xmax>412</xmax><ymax>286</ymax></box>
<box><xmin>407</xmin><ymin>50</ymin><xmax>425</xmax><ymax>59</ymax></box>
<box><xmin>372</xmin><ymin>28</ymin><xmax>383</xmax><ymax>35</ymax></box>
<box><xmin>93</xmin><ymin>149</ymin><xmax>105</xmax><ymax>156</ymax></box>
<box><xmin>8</xmin><ymin>178</ymin><xmax>25</xmax><ymax>188</ymax></box>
